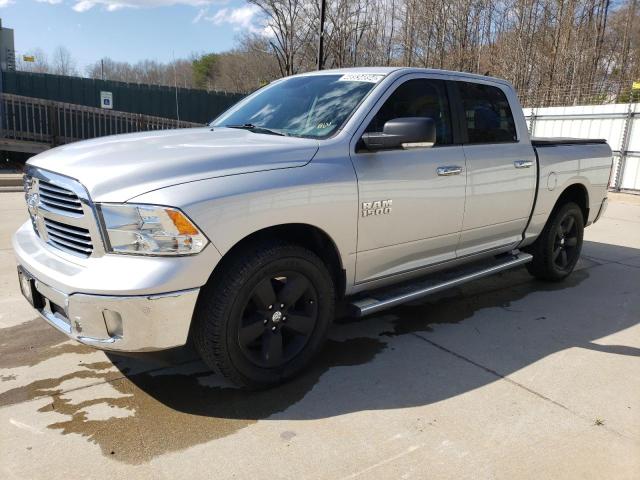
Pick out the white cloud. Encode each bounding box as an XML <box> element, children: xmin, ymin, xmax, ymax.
<box><xmin>0</xmin><ymin>0</ymin><xmax>14</xmax><ymax>8</ymax></box>
<box><xmin>207</xmin><ymin>5</ymin><xmax>263</xmax><ymax>34</ymax></box>
<box><xmin>72</xmin><ymin>0</ymin><xmax>94</xmax><ymax>11</ymax></box>
<box><xmin>70</xmin><ymin>0</ymin><xmax>222</xmax><ymax>13</ymax></box>
<box><xmin>192</xmin><ymin>6</ymin><xmax>207</xmax><ymax>23</ymax></box>
<box><xmin>36</xmin><ymin>0</ymin><xmax>64</xmax><ymax>5</ymax></box>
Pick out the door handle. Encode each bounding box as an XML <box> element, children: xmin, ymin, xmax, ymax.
<box><xmin>436</xmin><ymin>166</ymin><xmax>463</xmax><ymax>176</ymax></box>
<box><xmin>514</xmin><ymin>160</ymin><xmax>533</xmax><ymax>169</ymax></box>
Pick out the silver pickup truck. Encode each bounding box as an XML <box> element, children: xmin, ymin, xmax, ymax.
<box><xmin>14</xmin><ymin>67</ymin><xmax>612</xmax><ymax>388</ymax></box>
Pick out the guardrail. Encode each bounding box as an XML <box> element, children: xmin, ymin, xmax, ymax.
<box><xmin>0</xmin><ymin>93</ymin><xmax>202</xmax><ymax>154</ymax></box>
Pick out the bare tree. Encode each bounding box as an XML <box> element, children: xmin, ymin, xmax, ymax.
<box><xmin>85</xmin><ymin>57</ymin><xmax>196</xmax><ymax>89</ymax></box>
<box><xmin>249</xmin><ymin>0</ymin><xmax>315</xmax><ymax>76</ymax></box>
<box><xmin>14</xmin><ymin>0</ymin><xmax>640</xmax><ymax>104</ymax></box>
<box><xmin>51</xmin><ymin>46</ymin><xmax>77</xmax><ymax>76</ymax></box>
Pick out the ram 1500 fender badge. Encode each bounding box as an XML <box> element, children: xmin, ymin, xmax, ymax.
<box><xmin>362</xmin><ymin>199</ymin><xmax>392</xmax><ymax>217</ymax></box>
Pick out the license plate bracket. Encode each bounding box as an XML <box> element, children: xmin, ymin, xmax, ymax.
<box><xmin>17</xmin><ymin>267</ymin><xmax>45</xmax><ymax>309</ymax></box>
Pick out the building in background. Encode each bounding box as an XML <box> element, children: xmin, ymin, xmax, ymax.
<box><xmin>0</xmin><ymin>19</ymin><xmax>15</xmax><ymax>72</ymax></box>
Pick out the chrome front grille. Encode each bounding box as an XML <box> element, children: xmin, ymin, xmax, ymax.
<box><xmin>24</xmin><ymin>168</ymin><xmax>98</xmax><ymax>258</ymax></box>
<box><xmin>43</xmin><ymin>218</ymin><xmax>93</xmax><ymax>256</ymax></box>
<box><xmin>38</xmin><ymin>180</ymin><xmax>83</xmax><ymax>215</ymax></box>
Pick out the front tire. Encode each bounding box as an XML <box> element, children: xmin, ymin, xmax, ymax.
<box><xmin>525</xmin><ymin>202</ymin><xmax>584</xmax><ymax>281</ymax></box>
<box><xmin>193</xmin><ymin>240</ymin><xmax>335</xmax><ymax>389</ymax></box>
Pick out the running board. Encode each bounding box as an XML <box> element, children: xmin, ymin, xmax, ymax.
<box><xmin>349</xmin><ymin>251</ymin><xmax>533</xmax><ymax>317</ymax></box>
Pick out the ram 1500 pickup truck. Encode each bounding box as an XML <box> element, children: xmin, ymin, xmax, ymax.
<box><xmin>14</xmin><ymin>68</ymin><xmax>613</xmax><ymax>388</ymax></box>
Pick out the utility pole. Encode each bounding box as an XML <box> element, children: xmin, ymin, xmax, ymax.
<box><xmin>172</xmin><ymin>51</ymin><xmax>179</xmax><ymax>122</ymax></box>
<box><xmin>317</xmin><ymin>0</ymin><xmax>326</xmax><ymax>70</ymax></box>
<box><xmin>0</xmin><ymin>19</ymin><xmax>6</xmax><ymax>142</ymax></box>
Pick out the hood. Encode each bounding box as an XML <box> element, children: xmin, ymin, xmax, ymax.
<box><xmin>28</xmin><ymin>127</ymin><xmax>319</xmax><ymax>202</ymax></box>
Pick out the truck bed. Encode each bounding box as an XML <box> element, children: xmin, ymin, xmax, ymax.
<box><xmin>527</xmin><ymin>137</ymin><xmax>612</xmax><ymax>238</ymax></box>
<box><xmin>531</xmin><ymin>137</ymin><xmax>607</xmax><ymax>146</ymax></box>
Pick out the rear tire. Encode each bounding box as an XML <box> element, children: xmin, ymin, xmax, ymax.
<box><xmin>525</xmin><ymin>202</ymin><xmax>584</xmax><ymax>282</ymax></box>
<box><xmin>193</xmin><ymin>240</ymin><xmax>335</xmax><ymax>389</ymax></box>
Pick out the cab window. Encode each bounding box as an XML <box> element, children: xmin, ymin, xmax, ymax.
<box><xmin>458</xmin><ymin>82</ymin><xmax>517</xmax><ymax>143</ymax></box>
<box><xmin>365</xmin><ymin>79</ymin><xmax>453</xmax><ymax>146</ymax></box>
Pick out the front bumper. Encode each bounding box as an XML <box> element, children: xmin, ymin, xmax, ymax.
<box><xmin>21</xmin><ymin>268</ymin><xmax>199</xmax><ymax>351</ymax></box>
<box><xmin>13</xmin><ymin>221</ymin><xmax>218</xmax><ymax>351</ymax></box>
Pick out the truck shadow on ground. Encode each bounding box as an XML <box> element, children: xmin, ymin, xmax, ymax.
<box><xmin>3</xmin><ymin>241</ymin><xmax>639</xmax><ymax>464</ymax></box>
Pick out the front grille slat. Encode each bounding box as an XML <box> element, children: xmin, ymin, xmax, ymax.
<box><xmin>46</xmin><ymin>231</ymin><xmax>93</xmax><ymax>252</ymax></box>
<box><xmin>43</xmin><ymin>218</ymin><xmax>93</xmax><ymax>256</ymax></box>
<box><xmin>39</xmin><ymin>189</ymin><xmax>82</xmax><ymax>204</ymax></box>
<box><xmin>44</xmin><ymin>219</ymin><xmax>91</xmax><ymax>239</ymax></box>
<box><xmin>44</xmin><ymin>221</ymin><xmax>92</xmax><ymax>242</ymax></box>
<box><xmin>38</xmin><ymin>180</ymin><xmax>84</xmax><ymax>215</ymax></box>
<box><xmin>47</xmin><ymin>228</ymin><xmax>91</xmax><ymax>245</ymax></box>
<box><xmin>38</xmin><ymin>182</ymin><xmax>77</xmax><ymax>196</ymax></box>
<box><xmin>48</xmin><ymin>237</ymin><xmax>93</xmax><ymax>256</ymax></box>
<box><xmin>39</xmin><ymin>194</ymin><xmax>83</xmax><ymax>212</ymax></box>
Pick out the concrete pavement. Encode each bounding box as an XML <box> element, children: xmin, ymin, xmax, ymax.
<box><xmin>0</xmin><ymin>173</ymin><xmax>23</xmax><ymax>192</ymax></box>
<box><xmin>0</xmin><ymin>192</ymin><xmax>638</xmax><ymax>479</ymax></box>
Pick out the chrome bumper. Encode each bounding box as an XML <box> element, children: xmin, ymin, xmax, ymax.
<box><xmin>13</xmin><ymin>221</ymin><xmax>213</xmax><ymax>352</ymax></box>
<box><xmin>24</xmin><ymin>271</ymin><xmax>199</xmax><ymax>351</ymax></box>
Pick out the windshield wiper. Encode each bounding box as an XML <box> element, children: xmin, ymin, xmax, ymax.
<box><xmin>225</xmin><ymin>124</ymin><xmax>286</xmax><ymax>136</ymax></box>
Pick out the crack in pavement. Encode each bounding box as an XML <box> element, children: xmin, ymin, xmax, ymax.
<box><xmin>583</xmin><ymin>254</ymin><xmax>640</xmax><ymax>270</ymax></box>
<box><xmin>409</xmin><ymin>330</ymin><xmax>636</xmax><ymax>442</ymax></box>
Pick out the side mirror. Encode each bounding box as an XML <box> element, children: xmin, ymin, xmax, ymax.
<box><xmin>361</xmin><ymin>117</ymin><xmax>436</xmax><ymax>151</ymax></box>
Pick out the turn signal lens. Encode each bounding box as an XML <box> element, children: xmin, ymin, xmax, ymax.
<box><xmin>166</xmin><ymin>209</ymin><xmax>199</xmax><ymax>235</ymax></box>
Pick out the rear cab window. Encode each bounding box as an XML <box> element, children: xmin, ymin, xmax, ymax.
<box><xmin>457</xmin><ymin>82</ymin><xmax>517</xmax><ymax>144</ymax></box>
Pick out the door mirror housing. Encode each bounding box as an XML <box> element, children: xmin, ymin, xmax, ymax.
<box><xmin>361</xmin><ymin>117</ymin><xmax>436</xmax><ymax>151</ymax></box>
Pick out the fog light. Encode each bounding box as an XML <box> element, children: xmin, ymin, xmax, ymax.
<box><xmin>103</xmin><ymin>310</ymin><xmax>123</xmax><ymax>337</ymax></box>
<box><xmin>19</xmin><ymin>273</ymin><xmax>33</xmax><ymax>305</ymax></box>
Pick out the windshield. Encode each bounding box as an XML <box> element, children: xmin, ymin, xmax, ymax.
<box><xmin>212</xmin><ymin>74</ymin><xmax>384</xmax><ymax>139</ymax></box>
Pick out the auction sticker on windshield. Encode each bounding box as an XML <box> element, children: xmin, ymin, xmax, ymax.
<box><xmin>338</xmin><ymin>73</ymin><xmax>386</xmax><ymax>83</ymax></box>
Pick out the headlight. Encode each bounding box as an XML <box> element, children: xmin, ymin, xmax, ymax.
<box><xmin>99</xmin><ymin>204</ymin><xmax>208</xmax><ymax>255</ymax></box>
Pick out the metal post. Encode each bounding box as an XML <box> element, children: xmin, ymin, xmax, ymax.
<box><xmin>0</xmin><ymin>60</ymin><xmax>3</xmax><ymax>143</ymax></box>
<box><xmin>0</xmin><ymin>19</ymin><xmax>4</xmax><ymax>141</ymax></box>
<box><xmin>47</xmin><ymin>101</ymin><xmax>58</xmax><ymax>147</ymax></box>
<box><xmin>172</xmin><ymin>51</ymin><xmax>180</xmax><ymax>121</ymax></box>
<box><xmin>528</xmin><ymin>107</ymin><xmax>538</xmax><ymax>136</ymax></box>
<box><xmin>317</xmin><ymin>0</ymin><xmax>326</xmax><ymax>70</ymax></box>
<box><xmin>616</xmin><ymin>100</ymin><xmax>636</xmax><ymax>191</ymax></box>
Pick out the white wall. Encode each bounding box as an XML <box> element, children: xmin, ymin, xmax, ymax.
<box><xmin>523</xmin><ymin>103</ymin><xmax>640</xmax><ymax>192</ymax></box>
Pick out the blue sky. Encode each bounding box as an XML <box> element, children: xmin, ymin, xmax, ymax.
<box><xmin>0</xmin><ymin>0</ymin><xmax>264</xmax><ymax>70</ymax></box>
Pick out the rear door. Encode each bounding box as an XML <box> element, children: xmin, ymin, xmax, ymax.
<box><xmin>451</xmin><ymin>80</ymin><xmax>536</xmax><ymax>256</ymax></box>
<box><xmin>350</xmin><ymin>74</ymin><xmax>467</xmax><ymax>284</ymax></box>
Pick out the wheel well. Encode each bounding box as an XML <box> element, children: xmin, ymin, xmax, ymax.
<box><xmin>215</xmin><ymin>224</ymin><xmax>346</xmax><ymax>297</ymax></box>
<box><xmin>554</xmin><ymin>184</ymin><xmax>589</xmax><ymax>222</ymax></box>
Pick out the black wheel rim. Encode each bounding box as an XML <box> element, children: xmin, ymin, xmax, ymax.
<box><xmin>552</xmin><ymin>213</ymin><xmax>579</xmax><ymax>270</ymax></box>
<box><xmin>238</xmin><ymin>270</ymin><xmax>318</xmax><ymax>368</ymax></box>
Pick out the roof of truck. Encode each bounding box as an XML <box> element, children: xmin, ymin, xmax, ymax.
<box><xmin>297</xmin><ymin>67</ymin><xmax>512</xmax><ymax>87</ymax></box>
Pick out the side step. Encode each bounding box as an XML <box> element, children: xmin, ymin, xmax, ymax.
<box><xmin>349</xmin><ymin>251</ymin><xmax>533</xmax><ymax>317</ymax></box>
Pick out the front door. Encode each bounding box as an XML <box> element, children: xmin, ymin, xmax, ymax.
<box><xmin>350</xmin><ymin>75</ymin><xmax>467</xmax><ymax>284</ymax></box>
